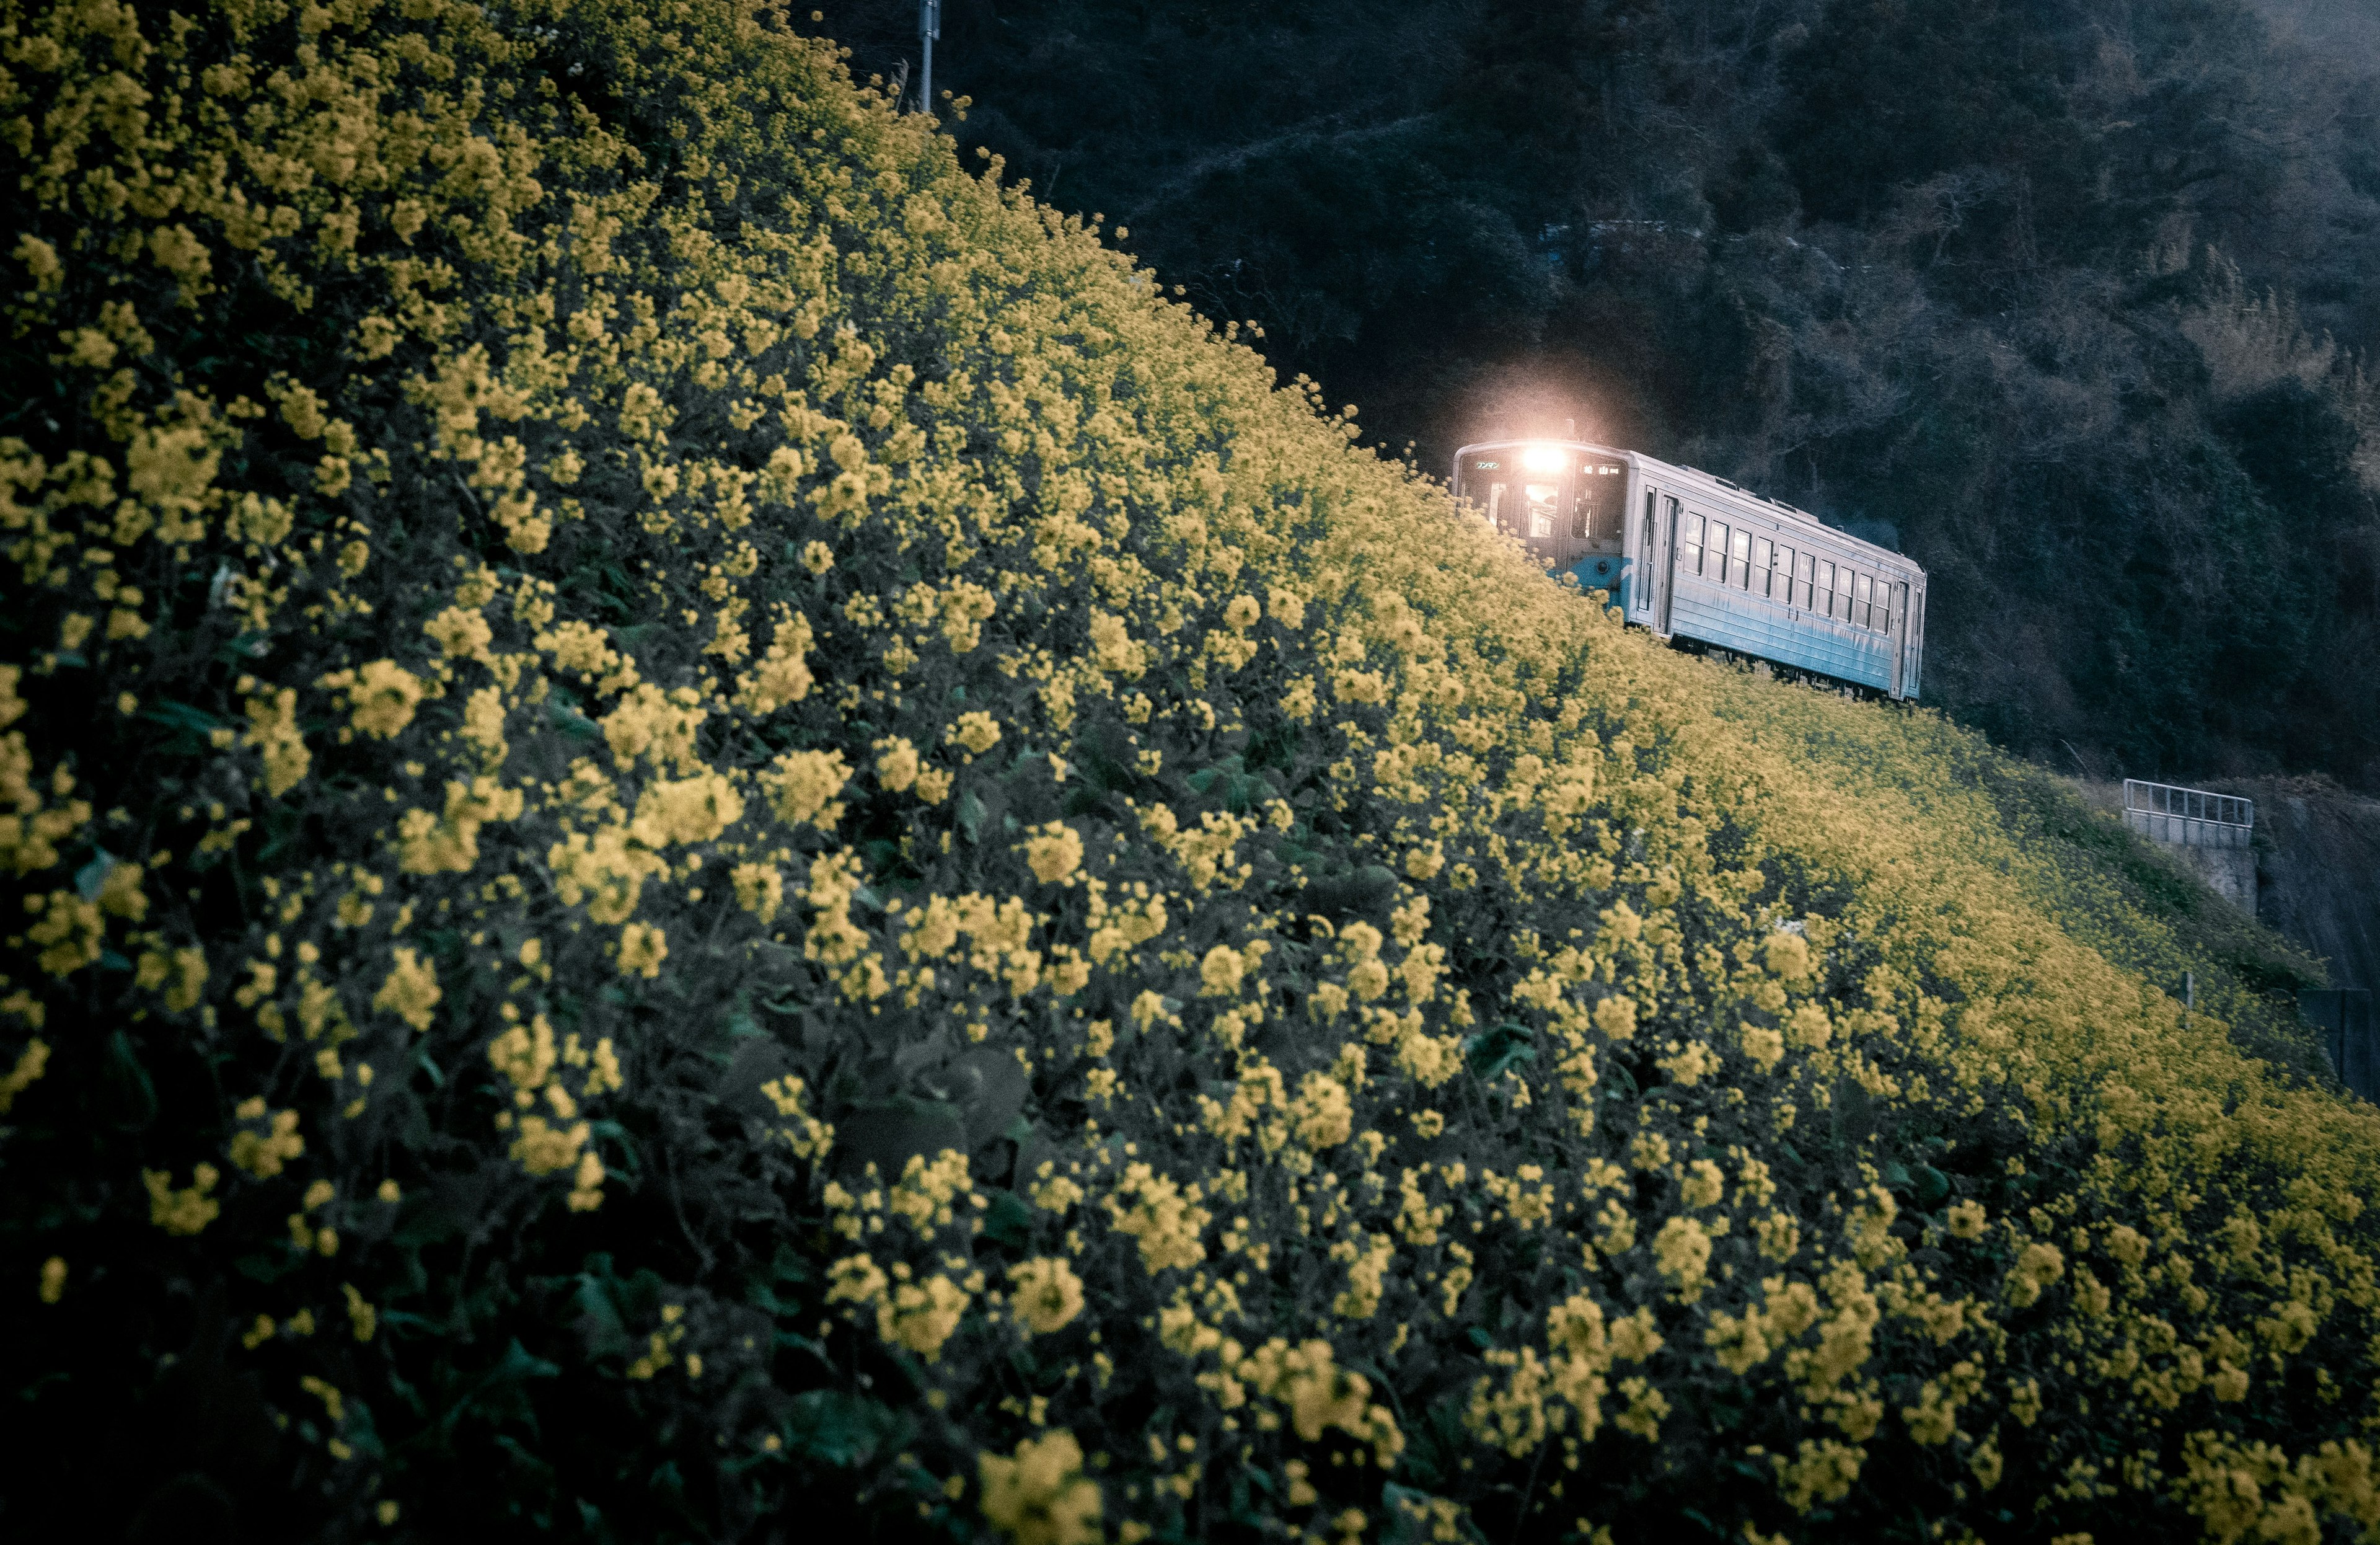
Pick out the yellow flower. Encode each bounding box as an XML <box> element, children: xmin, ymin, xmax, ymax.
<box><xmin>732</xmin><ymin>862</ymin><xmax>784</xmax><ymax>923</ymax></box>
<box><xmin>762</xmin><ymin>749</ymin><xmax>850</xmax><ymax>828</ymax></box>
<box><xmin>143</xmin><ymin>1164</ymin><xmax>221</xmax><ymax>1236</ymax></box>
<box><xmin>1651</xmin><ymin>1215</ymin><xmax>1712</xmax><ymax>1301</ymax></box>
<box><xmin>371</xmin><ymin>947</ymin><xmax>441</xmax><ymax>1032</ymax></box>
<box><xmin>1009</xmin><ymin>1257</ymin><xmax>1085</xmax><ymax>1336</ymax></box>
<box><xmin>738</xmin><ymin>616</ymin><xmax>816</xmax><ymax>714</ymax></box>
<box><xmin>875</xmin><ymin>736</ymin><xmax>922</xmax><ymax>792</ymax></box>
<box><xmin>887</xmin><ymin>1274</ymin><xmax>970</xmax><ymax>1359</ymax></box>
<box><xmin>950</xmin><ymin>711</ymin><xmax>1002</xmax><ymax>756</ymax></box>
<box><xmin>1199</xmin><ymin>944</ymin><xmax>1246</xmax><ymax>997</ymax></box>
<box><xmin>617</xmin><ymin>923</ymin><xmax>669</xmax><ymax>978</ymax></box>
<box><xmin>1022</xmin><ymin>823</ymin><xmax>1084</xmax><ymax>885</ymax></box>
<box><xmin>1291</xmin><ymin>1071</ymin><xmax>1354</xmax><ymax>1150</ymax></box>
<box><xmin>979</xmin><ymin>1430</ymin><xmax>1101</xmax><ymax>1545</ymax></box>
<box><xmin>228</xmin><ymin>1104</ymin><xmax>305</xmax><ymax>1178</ymax></box>
<box><xmin>337</xmin><ymin>660</ymin><xmax>425</xmax><ymax>738</ymax></box>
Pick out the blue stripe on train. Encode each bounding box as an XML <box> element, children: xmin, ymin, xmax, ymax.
<box><xmin>1665</xmin><ymin>579</ymin><xmax>1893</xmax><ymax>691</ymax></box>
<box><xmin>1567</xmin><ymin>554</ymin><xmax>1629</xmax><ymax>611</ymax></box>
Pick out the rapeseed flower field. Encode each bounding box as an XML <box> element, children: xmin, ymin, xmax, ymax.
<box><xmin>2</xmin><ymin>1</ymin><xmax>2376</xmax><ymax>1540</ymax></box>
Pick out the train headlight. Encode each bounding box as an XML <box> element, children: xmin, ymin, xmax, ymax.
<box><xmin>1520</xmin><ymin>444</ymin><xmax>1568</xmax><ymax>473</ymax></box>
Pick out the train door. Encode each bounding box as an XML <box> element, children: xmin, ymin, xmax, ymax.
<box><xmin>1572</xmin><ymin>458</ymin><xmax>1628</xmax><ymax>595</ymax></box>
<box><xmin>1903</xmin><ymin>580</ymin><xmax>1924</xmax><ymax>698</ymax></box>
<box><xmin>1894</xmin><ymin>578</ymin><xmax>1913</xmax><ymax>699</ymax></box>
<box><xmin>1887</xmin><ymin>578</ymin><xmax>1910</xmax><ymax>697</ymax></box>
<box><xmin>1624</xmin><ymin>480</ymin><xmax>1654</xmax><ymax>625</ymax></box>
<box><xmin>1639</xmin><ymin>487</ymin><xmax>1680</xmax><ymax>634</ymax></box>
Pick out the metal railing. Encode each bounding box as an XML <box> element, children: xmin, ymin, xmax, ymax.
<box><xmin>2123</xmin><ymin>779</ymin><xmax>2254</xmax><ymax>849</ymax></box>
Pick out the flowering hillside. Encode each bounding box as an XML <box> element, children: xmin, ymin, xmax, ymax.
<box><xmin>4</xmin><ymin>2</ymin><xmax>2378</xmax><ymax>1542</ymax></box>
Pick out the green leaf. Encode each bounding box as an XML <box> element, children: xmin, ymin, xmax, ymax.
<box><xmin>1463</xmin><ymin>1022</ymin><xmax>1536</xmax><ymax>1082</ymax></box>
<box><xmin>788</xmin><ymin>1389</ymin><xmax>906</xmax><ymax>1469</ymax></box>
<box><xmin>140</xmin><ymin>699</ymin><xmax>226</xmax><ymax>735</ymax></box>
<box><xmin>102</xmin><ymin>1030</ymin><xmax>157</xmax><ymax>1130</ymax></box>
<box><xmin>981</xmin><ymin>1190</ymin><xmax>1036</xmax><ymax>1250</ymax></box>
<box><xmin>838</xmin><ymin>1100</ymin><xmax>968</xmax><ymax>1177</ymax></box>
<box><xmin>74</xmin><ymin>849</ymin><xmax>119</xmax><ymax>901</ymax></box>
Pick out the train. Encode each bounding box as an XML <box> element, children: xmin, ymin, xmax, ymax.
<box><xmin>1451</xmin><ymin>438</ymin><xmax>1928</xmax><ymax>700</ymax></box>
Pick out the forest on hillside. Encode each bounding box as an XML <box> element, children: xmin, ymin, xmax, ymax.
<box><xmin>818</xmin><ymin>0</ymin><xmax>2380</xmax><ymax>788</ymax></box>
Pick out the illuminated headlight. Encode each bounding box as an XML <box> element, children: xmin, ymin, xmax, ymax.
<box><xmin>1520</xmin><ymin>444</ymin><xmax>1567</xmax><ymax>473</ymax></box>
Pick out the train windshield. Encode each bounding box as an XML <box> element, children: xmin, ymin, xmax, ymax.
<box><xmin>1523</xmin><ymin>483</ymin><xmax>1560</xmax><ymax>538</ymax></box>
<box><xmin>1457</xmin><ymin>448</ymin><xmax>1627</xmax><ymax>552</ymax></box>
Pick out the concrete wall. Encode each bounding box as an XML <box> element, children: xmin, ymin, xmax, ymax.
<box><xmin>2168</xmin><ymin>840</ymin><xmax>2258</xmax><ymax>915</ymax></box>
<box><xmin>2236</xmin><ymin>777</ymin><xmax>2380</xmax><ymax>996</ymax></box>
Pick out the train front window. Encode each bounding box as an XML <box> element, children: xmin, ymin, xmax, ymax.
<box><xmin>1574</xmin><ymin>464</ymin><xmax>1624</xmax><ymax>540</ymax></box>
<box><xmin>1524</xmin><ymin>483</ymin><xmax>1560</xmax><ymax>538</ymax></box>
<box><xmin>1486</xmin><ymin>482</ymin><xmax>1506</xmax><ymax>530</ymax></box>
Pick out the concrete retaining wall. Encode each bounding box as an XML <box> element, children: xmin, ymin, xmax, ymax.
<box><xmin>2168</xmin><ymin>840</ymin><xmax>2258</xmax><ymax>914</ymax></box>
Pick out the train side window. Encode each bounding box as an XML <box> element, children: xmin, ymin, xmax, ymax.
<box><xmin>1893</xmin><ymin>582</ymin><xmax>1908</xmax><ymax>634</ymax></box>
<box><xmin>1641</xmin><ymin>491</ymin><xmax>1657</xmax><ymax>565</ymax></box>
<box><xmin>1817</xmin><ymin>560</ymin><xmax>1835</xmax><ymax>616</ymax></box>
<box><xmin>1774</xmin><ymin>544</ymin><xmax>1794</xmax><ymax>602</ymax></box>
<box><xmin>1705</xmin><ymin>520</ymin><xmax>1726</xmax><ymax>578</ymax></box>
<box><xmin>1750</xmin><ymin>536</ymin><xmax>1772</xmax><ymax>595</ymax></box>
<box><xmin>1854</xmin><ymin>571</ymin><xmax>1874</xmax><ymax>628</ymax></box>
<box><xmin>1680</xmin><ymin>511</ymin><xmax>1703</xmax><ymax>573</ymax></box>
<box><xmin>1729</xmin><ymin>527</ymin><xmax>1751</xmax><ymax>587</ymax></box>
<box><xmin>1796</xmin><ymin>550</ymin><xmax>1815</xmax><ymax>609</ymax></box>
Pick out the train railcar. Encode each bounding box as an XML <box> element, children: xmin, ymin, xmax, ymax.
<box><xmin>1451</xmin><ymin>438</ymin><xmax>1927</xmax><ymax>700</ymax></box>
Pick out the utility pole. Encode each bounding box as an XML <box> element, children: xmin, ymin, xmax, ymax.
<box><xmin>919</xmin><ymin>0</ymin><xmax>940</xmax><ymax>114</ymax></box>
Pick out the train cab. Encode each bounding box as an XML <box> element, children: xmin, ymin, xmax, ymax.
<box><xmin>1452</xmin><ymin>440</ymin><xmax>1633</xmax><ymax>603</ymax></box>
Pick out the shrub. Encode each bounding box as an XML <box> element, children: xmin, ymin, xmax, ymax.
<box><xmin>2</xmin><ymin>2</ymin><xmax>2378</xmax><ymax>1542</ymax></box>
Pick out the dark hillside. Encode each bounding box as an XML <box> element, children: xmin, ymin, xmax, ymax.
<box><xmin>818</xmin><ymin>0</ymin><xmax>2380</xmax><ymax>789</ymax></box>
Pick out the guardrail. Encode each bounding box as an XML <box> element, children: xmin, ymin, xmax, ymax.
<box><xmin>2123</xmin><ymin>779</ymin><xmax>2253</xmax><ymax>849</ymax></box>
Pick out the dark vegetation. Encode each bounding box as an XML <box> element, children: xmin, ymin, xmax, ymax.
<box><xmin>9</xmin><ymin>3</ymin><xmax>2379</xmax><ymax>1543</ymax></box>
<box><xmin>819</xmin><ymin>0</ymin><xmax>2380</xmax><ymax>787</ymax></box>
